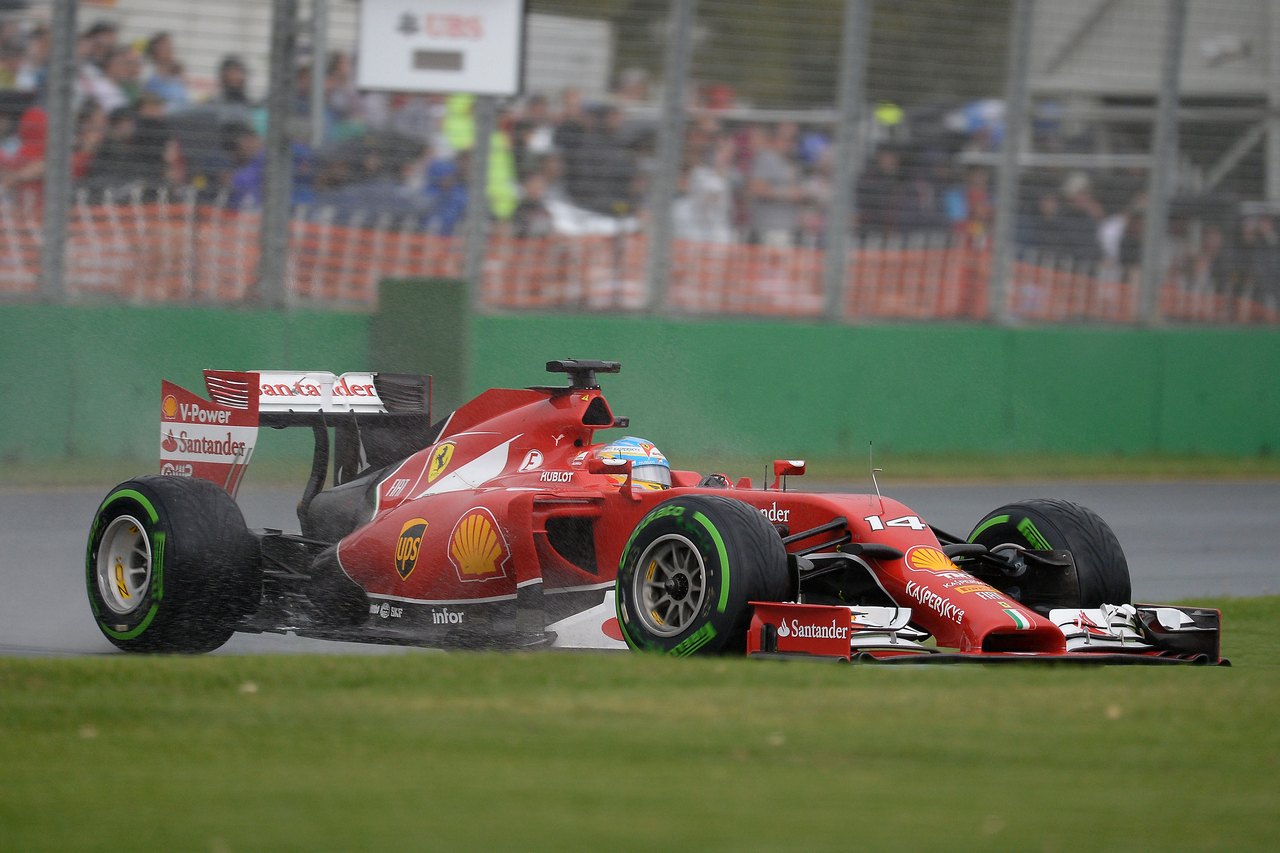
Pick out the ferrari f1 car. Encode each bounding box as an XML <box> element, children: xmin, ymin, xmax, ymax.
<box><xmin>86</xmin><ymin>360</ymin><xmax>1225</xmax><ymax>664</ymax></box>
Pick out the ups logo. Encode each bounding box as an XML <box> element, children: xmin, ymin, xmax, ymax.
<box><xmin>395</xmin><ymin>517</ymin><xmax>429</xmax><ymax>579</ymax></box>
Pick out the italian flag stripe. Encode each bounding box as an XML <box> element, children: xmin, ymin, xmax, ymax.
<box><xmin>1003</xmin><ymin>605</ymin><xmax>1032</xmax><ymax>630</ymax></box>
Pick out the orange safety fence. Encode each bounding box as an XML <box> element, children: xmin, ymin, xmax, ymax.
<box><xmin>2</xmin><ymin>199</ymin><xmax>1278</xmax><ymax>324</ymax></box>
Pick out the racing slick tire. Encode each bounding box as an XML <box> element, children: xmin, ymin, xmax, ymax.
<box><xmin>86</xmin><ymin>475</ymin><xmax>260</xmax><ymax>653</ymax></box>
<box><xmin>967</xmin><ymin>498</ymin><xmax>1131</xmax><ymax>608</ymax></box>
<box><xmin>615</xmin><ymin>495</ymin><xmax>790</xmax><ymax>656</ymax></box>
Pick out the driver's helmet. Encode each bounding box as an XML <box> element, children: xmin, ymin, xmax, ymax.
<box><xmin>597</xmin><ymin>436</ymin><xmax>671</xmax><ymax>490</ymax></box>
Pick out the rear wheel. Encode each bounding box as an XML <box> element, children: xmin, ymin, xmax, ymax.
<box><xmin>86</xmin><ymin>475</ymin><xmax>260</xmax><ymax>653</ymax></box>
<box><xmin>615</xmin><ymin>495</ymin><xmax>790</xmax><ymax>655</ymax></box>
<box><xmin>967</xmin><ymin>498</ymin><xmax>1130</xmax><ymax>608</ymax></box>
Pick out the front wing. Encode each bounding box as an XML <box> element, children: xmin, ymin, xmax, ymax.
<box><xmin>744</xmin><ymin>601</ymin><xmax>1226</xmax><ymax>665</ymax></box>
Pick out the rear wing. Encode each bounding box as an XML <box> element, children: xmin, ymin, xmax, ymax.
<box><xmin>161</xmin><ymin>370</ymin><xmax>433</xmax><ymax>496</ymax></box>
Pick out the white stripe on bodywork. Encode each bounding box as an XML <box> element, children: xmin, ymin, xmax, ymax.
<box><xmin>366</xmin><ymin>591</ymin><xmax>518</xmax><ymax>606</ymax></box>
<box><xmin>412</xmin><ymin>435</ymin><xmax>520</xmax><ymax>497</ymax></box>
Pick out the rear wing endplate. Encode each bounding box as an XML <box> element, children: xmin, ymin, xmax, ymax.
<box><xmin>161</xmin><ymin>370</ymin><xmax>432</xmax><ymax>496</ymax></box>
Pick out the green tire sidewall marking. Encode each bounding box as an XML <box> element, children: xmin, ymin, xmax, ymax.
<box><xmin>89</xmin><ymin>489</ymin><xmax>166</xmax><ymax>640</ymax></box>
<box><xmin>615</xmin><ymin>577</ymin><xmax>645</xmax><ymax>651</ymax></box>
<box><xmin>103</xmin><ymin>489</ymin><xmax>160</xmax><ymax>524</ymax></box>
<box><xmin>1016</xmin><ymin>517</ymin><xmax>1053</xmax><ymax>551</ymax></box>
<box><xmin>669</xmin><ymin>622</ymin><xmax>717</xmax><ymax>657</ymax></box>
<box><xmin>616</xmin><ymin>504</ymin><xmax>726</xmax><ymax>652</ymax></box>
<box><xmin>969</xmin><ymin>513</ymin><xmax>1010</xmax><ymax>542</ymax></box>
<box><xmin>690</xmin><ymin>511</ymin><xmax>730</xmax><ymax>615</ymax></box>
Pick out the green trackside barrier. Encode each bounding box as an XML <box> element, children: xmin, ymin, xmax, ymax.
<box><xmin>469</xmin><ymin>316</ymin><xmax>1280</xmax><ymax>460</ymax></box>
<box><xmin>369</xmin><ymin>278</ymin><xmax>470</xmax><ymax>415</ymax></box>
<box><xmin>0</xmin><ymin>305</ymin><xmax>369</xmax><ymax>463</ymax></box>
<box><xmin>2</xmin><ymin>302</ymin><xmax>1277</xmax><ymax>466</ymax></box>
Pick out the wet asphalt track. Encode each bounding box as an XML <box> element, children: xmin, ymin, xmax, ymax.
<box><xmin>2</xmin><ymin>480</ymin><xmax>1276</xmax><ymax>656</ymax></box>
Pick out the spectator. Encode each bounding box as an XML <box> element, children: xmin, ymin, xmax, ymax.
<box><xmin>15</xmin><ymin>24</ymin><xmax>49</xmax><ymax>94</ymax></box>
<box><xmin>673</xmin><ymin>134</ymin><xmax>737</xmax><ymax>244</ymax></box>
<box><xmin>142</xmin><ymin>32</ymin><xmax>189</xmax><ymax>114</ymax></box>
<box><xmin>1189</xmin><ymin>223</ymin><xmax>1230</xmax><ymax>295</ymax></box>
<box><xmin>571</xmin><ymin>104</ymin><xmax>636</xmax><ymax>217</ymax></box>
<box><xmin>0</xmin><ymin>91</ymin><xmax>37</xmax><ymax>192</ymax></box>
<box><xmin>747</xmin><ymin>122</ymin><xmax>801</xmax><ymax>246</ymax></box>
<box><xmin>0</xmin><ymin>97</ymin><xmax>104</xmax><ymax>200</ymax></box>
<box><xmin>223</xmin><ymin>122</ymin><xmax>264</xmax><ymax>207</ymax></box>
<box><xmin>1236</xmin><ymin>215</ymin><xmax>1280</xmax><ymax>304</ymax></box>
<box><xmin>0</xmin><ymin>102</ymin><xmax>46</xmax><ymax>199</ymax></box>
<box><xmin>423</xmin><ymin>155</ymin><xmax>468</xmax><ymax>236</ymax></box>
<box><xmin>0</xmin><ymin>36</ymin><xmax>23</xmax><ymax>90</ymax></box>
<box><xmin>797</xmin><ymin>147</ymin><xmax>833</xmax><ymax>247</ymax></box>
<box><xmin>82</xmin><ymin>20</ymin><xmax>119</xmax><ymax>72</ymax></box>
<box><xmin>553</xmin><ymin>88</ymin><xmax>590</xmax><ymax>201</ymax></box>
<box><xmin>960</xmin><ymin>166</ymin><xmax>994</xmax><ymax>242</ymax></box>
<box><xmin>1058</xmin><ymin>171</ymin><xmax>1105</xmax><ymax>263</ymax></box>
<box><xmin>1020</xmin><ymin>187</ymin><xmax>1074</xmax><ymax>256</ymax></box>
<box><xmin>512</xmin><ymin>93</ymin><xmax>555</xmax><ymax>180</ymax></box>
<box><xmin>87</xmin><ymin>106</ymin><xmax>143</xmax><ymax>187</ymax></box>
<box><xmin>856</xmin><ymin>145</ymin><xmax>904</xmax><ymax>234</ymax></box>
<box><xmin>511</xmin><ymin>172</ymin><xmax>555</xmax><ymax>239</ymax></box>
<box><xmin>207</xmin><ymin>55</ymin><xmax>255</xmax><ymax>127</ymax></box>
<box><xmin>312</xmin><ymin>134</ymin><xmax>431</xmax><ymax>227</ymax></box>
<box><xmin>325</xmin><ymin>52</ymin><xmax>364</xmax><ymax>136</ymax></box>
<box><xmin>87</xmin><ymin>45</ymin><xmax>140</xmax><ymax>113</ymax></box>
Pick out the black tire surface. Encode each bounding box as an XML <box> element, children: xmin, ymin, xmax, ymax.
<box><xmin>86</xmin><ymin>475</ymin><xmax>260</xmax><ymax>653</ymax></box>
<box><xmin>615</xmin><ymin>495</ymin><xmax>790</xmax><ymax>655</ymax></box>
<box><xmin>967</xmin><ymin>498</ymin><xmax>1131</xmax><ymax>607</ymax></box>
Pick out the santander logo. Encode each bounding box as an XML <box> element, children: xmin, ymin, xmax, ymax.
<box><xmin>776</xmin><ymin>618</ymin><xmax>849</xmax><ymax>640</ymax></box>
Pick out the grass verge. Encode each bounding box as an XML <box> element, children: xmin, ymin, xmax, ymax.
<box><xmin>1</xmin><ymin>597</ymin><xmax>1276</xmax><ymax>851</ymax></box>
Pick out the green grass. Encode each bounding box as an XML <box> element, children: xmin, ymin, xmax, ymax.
<box><xmin>1</xmin><ymin>597</ymin><xmax>1277</xmax><ymax>851</ymax></box>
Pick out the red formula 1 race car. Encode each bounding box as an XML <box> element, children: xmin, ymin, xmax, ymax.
<box><xmin>86</xmin><ymin>360</ymin><xmax>1225</xmax><ymax>664</ymax></box>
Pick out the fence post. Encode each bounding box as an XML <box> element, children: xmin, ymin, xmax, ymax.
<box><xmin>1265</xmin><ymin>2</ymin><xmax>1280</xmax><ymax>203</ymax></box>
<box><xmin>822</xmin><ymin>0</ymin><xmax>872</xmax><ymax>322</ymax></box>
<box><xmin>309</xmin><ymin>0</ymin><xmax>330</xmax><ymax>150</ymax></box>
<box><xmin>988</xmin><ymin>0</ymin><xmax>1035</xmax><ymax>325</ymax></box>
<box><xmin>38</xmin><ymin>0</ymin><xmax>78</xmax><ymax>303</ymax></box>
<box><xmin>645</xmin><ymin>0</ymin><xmax>697</xmax><ymax>315</ymax></box>
<box><xmin>1140</xmin><ymin>0</ymin><xmax>1187</xmax><ymax>326</ymax></box>
<box><xmin>463</xmin><ymin>96</ymin><xmax>498</xmax><ymax>312</ymax></box>
<box><xmin>258</xmin><ymin>0</ymin><xmax>299</xmax><ymax>308</ymax></box>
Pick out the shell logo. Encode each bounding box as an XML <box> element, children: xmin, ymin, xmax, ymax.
<box><xmin>427</xmin><ymin>442</ymin><xmax>456</xmax><ymax>483</ymax></box>
<box><xmin>448</xmin><ymin>508</ymin><xmax>510</xmax><ymax>582</ymax></box>
<box><xmin>905</xmin><ymin>545</ymin><xmax>958</xmax><ymax>573</ymax></box>
<box><xmin>162</xmin><ymin>394</ymin><xmax>178</xmax><ymax>419</ymax></box>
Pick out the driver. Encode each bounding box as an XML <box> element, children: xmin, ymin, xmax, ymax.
<box><xmin>596</xmin><ymin>436</ymin><xmax>671</xmax><ymax>490</ymax></box>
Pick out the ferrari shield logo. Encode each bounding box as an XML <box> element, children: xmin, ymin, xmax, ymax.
<box><xmin>427</xmin><ymin>442</ymin><xmax>456</xmax><ymax>483</ymax></box>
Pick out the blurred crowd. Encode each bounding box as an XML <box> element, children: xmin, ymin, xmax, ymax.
<box><xmin>1</xmin><ymin>16</ymin><xmax>1277</xmax><ymax>303</ymax></box>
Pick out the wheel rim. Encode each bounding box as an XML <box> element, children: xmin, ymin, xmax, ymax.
<box><xmin>96</xmin><ymin>515</ymin><xmax>152</xmax><ymax>615</ymax></box>
<box><xmin>632</xmin><ymin>533</ymin><xmax>708</xmax><ymax>637</ymax></box>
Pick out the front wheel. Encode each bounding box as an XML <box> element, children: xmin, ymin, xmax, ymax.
<box><xmin>615</xmin><ymin>495</ymin><xmax>790</xmax><ymax>655</ymax></box>
<box><xmin>86</xmin><ymin>475</ymin><xmax>260</xmax><ymax>653</ymax></box>
<box><xmin>967</xmin><ymin>498</ymin><xmax>1131</xmax><ymax>608</ymax></box>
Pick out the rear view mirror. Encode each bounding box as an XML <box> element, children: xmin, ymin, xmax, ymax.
<box><xmin>771</xmin><ymin>459</ymin><xmax>806</xmax><ymax>491</ymax></box>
